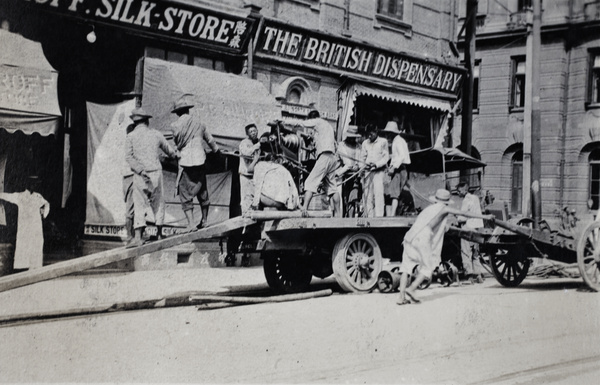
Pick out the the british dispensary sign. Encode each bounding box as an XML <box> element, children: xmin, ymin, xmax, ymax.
<box><xmin>256</xmin><ymin>20</ymin><xmax>464</xmax><ymax>95</ymax></box>
<box><xmin>20</xmin><ymin>0</ymin><xmax>256</xmax><ymax>54</ymax></box>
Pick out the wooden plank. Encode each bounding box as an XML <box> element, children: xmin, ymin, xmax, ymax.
<box><xmin>246</xmin><ymin>210</ymin><xmax>332</xmax><ymax>220</ymax></box>
<box><xmin>0</xmin><ymin>216</ymin><xmax>257</xmax><ymax>293</ymax></box>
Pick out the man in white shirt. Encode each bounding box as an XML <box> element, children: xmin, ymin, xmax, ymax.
<box><xmin>381</xmin><ymin>121</ymin><xmax>411</xmax><ymax>216</ymax></box>
<box><xmin>361</xmin><ymin>124</ymin><xmax>389</xmax><ymax>217</ymax></box>
<box><xmin>238</xmin><ymin>123</ymin><xmax>261</xmax><ymax>215</ymax></box>
<box><xmin>456</xmin><ymin>181</ymin><xmax>486</xmax><ymax>284</ymax></box>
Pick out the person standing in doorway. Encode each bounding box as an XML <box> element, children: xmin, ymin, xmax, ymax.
<box><xmin>126</xmin><ymin>107</ymin><xmax>179</xmax><ymax>247</ymax></box>
<box><xmin>361</xmin><ymin>124</ymin><xmax>389</xmax><ymax>217</ymax></box>
<box><xmin>456</xmin><ymin>181</ymin><xmax>486</xmax><ymax>284</ymax></box>
<box><xmin>381</xmin><ymin>121</ymin><xmax>411</xmax><ymax>216</ymax></box>
<box><xmin>171</xmin><ymin>94</ymin><xmax>220</xmax><ymax>231</ymax></box>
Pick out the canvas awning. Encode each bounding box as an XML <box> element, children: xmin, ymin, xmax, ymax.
<box><xmin>142</xmin><ymin>58</ymin><xmax>281</xmax><ymax>149</ymax></box>
<box><xmin>408</xmin><ymin>146</ymin><xmax>486</xmax><ymax>175</ymax></box>
<box><xmin>0</xmin><ymin>30</ymin><xmax>61</xmax><ymax>136</ymax></box>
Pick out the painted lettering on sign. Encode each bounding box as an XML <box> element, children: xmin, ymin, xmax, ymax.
<box><xmin>0</xmin><ymin>65</ymin><xmax>60</xmax><ymax>116</ymax></box>
<box><xmin>20</xmin><ymin>0</ymin><xmax>255</xmax><ymax>53</ymax></box>
<box><xmin>258</xmin><ymin>22</ymin><xmax>463</xmax><ymax>94</ymax></box>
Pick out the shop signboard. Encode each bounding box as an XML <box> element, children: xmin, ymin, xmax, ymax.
<box><xmin>256</xmin><ymin>19</ymin><xmax>464</xmax><ymax>96</ymax></box>
<box><xmin>19</xmin><ymin>0</ymin><xmax>256</xmax><ymax>54</ymax></box>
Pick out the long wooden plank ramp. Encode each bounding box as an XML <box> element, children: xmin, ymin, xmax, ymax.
<box><xmin>0</xmin><ymin>216</ymin><xmax>258</xmax><ymax>293</ymax></box>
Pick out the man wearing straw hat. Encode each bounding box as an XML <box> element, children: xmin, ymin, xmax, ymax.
<box><xmin>396</xmin><ymin>189</ymin><xmax>493</xmax><ymax>305</ymax></box>
<box><xmin>336</xmin><ymin>125</ymin><xmax>362</xmax><ymax>217</ymax></box>
<box><xmin>126</xmin><ymin>107</ymin><xmax>179</xmax><ymax>247</ymax></box>
<box><xmin>171</xmin><ymin>94</ymin><xmax>220</xmax><ymax>231</ymax></box>
<box><xmin>381</xmin><ymin>120</ymin><xmax>411</xmax><ymax>216</ymax></box>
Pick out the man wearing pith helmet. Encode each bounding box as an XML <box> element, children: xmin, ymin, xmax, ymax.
<box><xmin>125</xmin><ymin>107</ymin><xmax>179</xmax><ymax>247</ymax></box>
<box><xmin>171</xmin><ymin>94</ymin><xmax>220</xmax><ymax>231</ymax></box>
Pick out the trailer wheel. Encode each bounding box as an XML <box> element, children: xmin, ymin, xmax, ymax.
<box><xmin>263</xmin><ymin>252</ymin><xmax>312</xmax><ymax>294</ymax></box>
<box><xmin>489</xmin><ymin>247</ymin><xmax>530</xmax><ymax>287</ymax></box>
<box><xmin>332</xmin><ymin>233</ymin><xmax>383</xmax><ymax>292</ymax></box>
<box><xmin>577</xmin><ymin>221</ymin><xmax>600</xmax><ymax>292</ymax></box>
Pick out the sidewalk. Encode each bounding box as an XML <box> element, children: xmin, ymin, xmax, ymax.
<box><xmin>0</xmin><ymin>267</ymin><xmax>268</xmax><ymax>319</ymax></box>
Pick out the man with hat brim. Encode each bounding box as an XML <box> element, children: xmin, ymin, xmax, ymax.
<box><xmin>396</xmin><ymin>189</ymin><xmax>493</xmax><ymax>305</ymax></box>
<box><xmin>336</xmin><ymin>125</ymin><xmax>363</xmax><ymax>217</ymax></box>
<box><xmin>125</xmin><ymin>107</ymin><xmax>179</xmax><ymax>247</ymax></box>
<box><xmin>361</xmin><ymin>123</ymin><xmax>389</xmax><ymax>217</ymax></box>
<box><xmin>381</xmin><ymin>121</ymin><xmax>411</xmax><ymax>216</ymax></box>
<box><xmin>170</xmin><ymin>94</ymin><xmax>220</xmax><ymax>231</ymax></box>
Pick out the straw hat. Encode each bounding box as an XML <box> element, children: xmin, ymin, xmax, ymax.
<box><xmin>130</xmin><ymin>107</ymin><xmax>152</xmax><ymax>122</ymax></box>
<box><xmin>381</xmin><ymin>121</ymin><xmax>402</xmax><ymax>135</ymax></box>
<box><xmin>171</xmin><ymin>94</ymin><xmax>195</xmax><ymax>113</ymax></box>
<box><xmin>429</xmin><ymin>189</ymin><xmax>453</xmax><ymax>205</ymax></box>
<box><xmin>345</xmin><ymin>125</ymin><xmax>361</xmax><ymax>138</ymax></box>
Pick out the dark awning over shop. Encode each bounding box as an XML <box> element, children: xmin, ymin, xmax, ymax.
<box><xmin>0</xmin><ymin>30</ymin><xmax>61</xmax><ymax>136</ymax></box>
<box><xmin>408</xmin><ymin>147</ymin><xmax>486</xmax><ymax>175</ymax></box>
<box><xmin>142</xmin><ymin>58</ymin><xmax>281</xmax><ymax>149</ymax></box>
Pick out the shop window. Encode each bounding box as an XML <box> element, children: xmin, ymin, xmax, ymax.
<box><xmin>589</xmin><ymin>149</ymin><xmax>600</xmax><ymax>210</ymax></box>
<box><xmin>376</xmin><ymin>0</ymin><xmax>413</xmax><ymax>29</ymax></box>
<box><xmin>511</xmin><ymin>150</ymin><xmax>523</xmax><ymax>213</ymax></box>
<box><xmin>587</xmin><ymin>51</ymin><xmax>600</xmax><ymax>107</ymax></box>
<box><xmin>510</xmin><ymin>57</ymin><xmax>526</xmax><ymax>111</ymax></box>
<box><xmin>287</xmin><ymin>87</ymin><xmax>302</xmax><ymax>104</ymax></box>
<box><xmin>166</xmin><ymin>51</ymin><xmax>188</xmax><ymax>65</ymax></box>
<box><xmin>518</xmin><ymin>0</ymin><xmax>532</xmax><ymax>11</ymax></box>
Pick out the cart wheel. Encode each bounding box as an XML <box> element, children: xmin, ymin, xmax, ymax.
<box><xmin>489</xmin><ymin>247</ymin><xmax>530</xmax><ymax>287</ymax></box>
<box><xmin>332</xmin><ymin>233</ymin><xmax>383</xmax><ymax>292</ymax></box>
<box><xmin>411</xmin><ymin>265</ymin><xmax>431</xmax><ymax>290</ymax></box>
<box><xmin>576</xmin><ymin>221</ymin><xmax>600</xmax><ymax>292</ymax></box>
<box><xmin>263</xmin><ymin>252</ymin><xmax>312</xmax><ymax>294</ymax></box>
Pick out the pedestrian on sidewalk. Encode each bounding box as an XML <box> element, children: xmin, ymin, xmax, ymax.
<box><xmin>456</xmin><ymin>181</ymin><xmax>486</xmax><ymax>284</ymax></box>
<box><xmin>397</xmin><ymin>189</ymin><xmax>493</xmax><ymax>305</ymax></box>
<box><xmin>171</xmin><ymin>94</ymin><xmax>220</xmax><ymax>231</ymax></box>
<box><xmin>126</xmin><ymin>107</ymin><xmax>179</xmax><ymax>248</ymax></box>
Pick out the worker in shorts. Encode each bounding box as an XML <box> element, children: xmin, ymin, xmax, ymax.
<box><xmin>397</xmin><ymin>189</ymin><xmax>493</xmax><ymax>305</ymax></box>
<box><xmin>299</xmin><ymin>110</ymin><xmax>341</xmax><ymax>217</ymax></box>
<box><xmin>456</xmin><ymin>181</ymin><xmax>486</xmax><ymax>284</ymax></box>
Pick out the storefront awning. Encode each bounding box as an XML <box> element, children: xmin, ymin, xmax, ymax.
<box><xmin>142</xmin><ymin>58</ymin><xmax>281</xmax><ymax>149</ymax></box>
<box><xmin>352</xmin><ymin>83</ymin><xmax>452</xmax><ymax>112</ymax></box>
<box><xmin>0</xmin><ymin>30</ymin><xmax>61</xmax><ymax>136</ymax></box>
<box><xmin>408</xmin><ymin>147</ymin><xmax>486</xmax><ymax>175</ymax></box>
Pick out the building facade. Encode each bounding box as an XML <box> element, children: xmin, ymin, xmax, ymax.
<box><xmin>0</xmin><ymin>0</ymin><xmax>464</xmax><ymax>246</ymax></box>
<box><xmin>455</xmin><ymin>0</ymin><xmax>600</xmax><ymax>224</ymax></box>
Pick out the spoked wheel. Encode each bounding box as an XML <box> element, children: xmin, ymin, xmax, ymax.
<box><xmin>577</xmin><ymin>221</ymin><xmax>600</xmax><ymax>292</ymax></box>
<box><xmin>489</xmin><ymin>246</ymin><xmax>530</xmax><ymax>287</ymax></box>
<box><xmin>332</xmin><ymin>233</ymin><xmax>383</xmax><ymax>292</ymax></box>
<box><xmin>263</xmin><ymin>252</ymin><xmax>312</xmax><ymax>294</ymax></box>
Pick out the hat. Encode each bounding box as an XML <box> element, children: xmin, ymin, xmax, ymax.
<box><xmin>130</xmin><ymin>107</ymin><xmax>152</xmax><ymax>122</ymax></box>
<box><xmin>171</xmin><ymin>94</ymin><xmax>195</xmax><ymax>113</ymax></box>
<box><xmin>345</xmin><ymin>125</ymin><xmax>361</xmax><ymax>138</ymax></box>
<box><xmin>381</xmin><ymin>121</ymin><xmax>402</xmax><ymax>135</ymax></box>
<box><xmin>429</xmin><ymin>189</ymin><xmax>453</xmax><ymax>205</ymax></box>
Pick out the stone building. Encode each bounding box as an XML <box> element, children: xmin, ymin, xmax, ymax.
<box><xmin>455</xmin><ymin>0</ymin><xmax>600</xmax><ymax>223</ymax></box>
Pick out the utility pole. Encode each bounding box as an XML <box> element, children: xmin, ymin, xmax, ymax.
<box><xmin>523</xmin><ymin>0</ymin><xmax>542</xmax><ymax>226</ymax></box>
<box><xmin>460</xmin><ymin>0</ymin><xmax>477</xmax><ymax>164</ymax></box>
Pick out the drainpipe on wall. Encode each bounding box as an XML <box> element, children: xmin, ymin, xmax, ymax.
<box><xmin>559</xmin><ymin>0</ymin><xmax>574</xmax><ymax>209</ymax></box>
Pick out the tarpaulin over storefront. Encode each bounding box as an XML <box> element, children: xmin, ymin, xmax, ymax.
<box><xmin>86</xmin><ymin>100</ymin><xmax>233</xmax><ymax>234</ymax></box>
<box><xmin>142</xmin><ymin>58</ymin><xmax>281</xmax><ymax>149</ymax></box>
<box><xmin>0</xmin><ymin>30</ymin><xmax>61</xmax><ymax>136</ymax></box>
<box><xmin>408</xmin><ymin>147</ymin><xmax>486</xmax><ymax>175</ymax></box>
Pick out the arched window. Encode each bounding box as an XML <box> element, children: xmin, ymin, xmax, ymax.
<box><xmin>589</xmin><ymin>149</ymin><xmax>600</xmax><ymax>210</ymax></box>
<box><xmin>287</xmin><ymin>87</ymin><xmax>302</xmax><ymax>104</ymax></box>
<box><xmin>511</xmin><ymin>150</ymin><xmax>523</xmax><ymax>213</ymax></box>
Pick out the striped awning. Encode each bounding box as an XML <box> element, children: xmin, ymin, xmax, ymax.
<box><xmin>352</xmin><ymin>83</ymin><xmax>452</xmax><ymax>112</ymax></box>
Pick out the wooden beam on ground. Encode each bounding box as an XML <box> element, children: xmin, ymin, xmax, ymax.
<box><xmin>0</xmin><ymin>216</ymin><xmax>257</xmax><ymax>293</ymax></box>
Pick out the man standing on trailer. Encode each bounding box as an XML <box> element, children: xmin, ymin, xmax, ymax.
<box><xmin>381</xmin><ymin>121</ymin><xmax>411</xmax><ymax>216</ymax></box>
<box><xmin>239</xmin><ymin>123</ymin><xmax>262</xmax><ymax>215</ymax></box>
<box><xmin>299</xmin><ymin>110</ymin><xmax>341</xmax><ymax>217</ymax></box>
<box><xmin>361</xmin><ymin>124</ymin><xmax>389</xmax><ymax>217</ymax></box>
<box><xmin>171</xmin><ymin>94</ymin><xmax>220</xmax><ymax>231</ymax></box>
<box><xmin>397</xmin><ymin>189</ymin><xmax>493</xmax><ymax>305</ymax></box>
<box><xmin>456</xmin><ymin>181</ymin><xmax>486</xmax><ymax>284</ymax></box>
<box><xmin>336</xmin><ymin>125</ymin><xmax>363</xmax><ymax>217</ymax></box>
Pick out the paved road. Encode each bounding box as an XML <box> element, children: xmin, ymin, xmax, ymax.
<box><xmin>0</xmin><ymin>268</ymin><xmax>598</xmax><ymax>383</ymax></box>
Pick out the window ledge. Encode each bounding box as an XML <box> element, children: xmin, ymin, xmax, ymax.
<box><xmin>509</xmin><ymin>106</ymin><xmax>524</xmax><ymax>113</ymax></box>
<box><xmin>472</xmin><ymin>108</ymin><xmax>480</xmax><ymax>114</ymax></box>
<box><xmin>585</xmin><ymin>102</ymin><xmax>600</xmax><ymax>110</ymax></box>
<box><xmin>374</xmin><ymin>14</ymin><xmax>412</xmax><ymax>36</ymax></box>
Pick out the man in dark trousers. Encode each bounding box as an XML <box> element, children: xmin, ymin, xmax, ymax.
<box><xmin>171</xmin><ymin>94</ymin><xmax>220</xmax><ymax>231</ymax></box>
<box><xmin>126</xmin><ymin>107</ymin><xmax>178</xmax><ymax>247</ymax></box>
